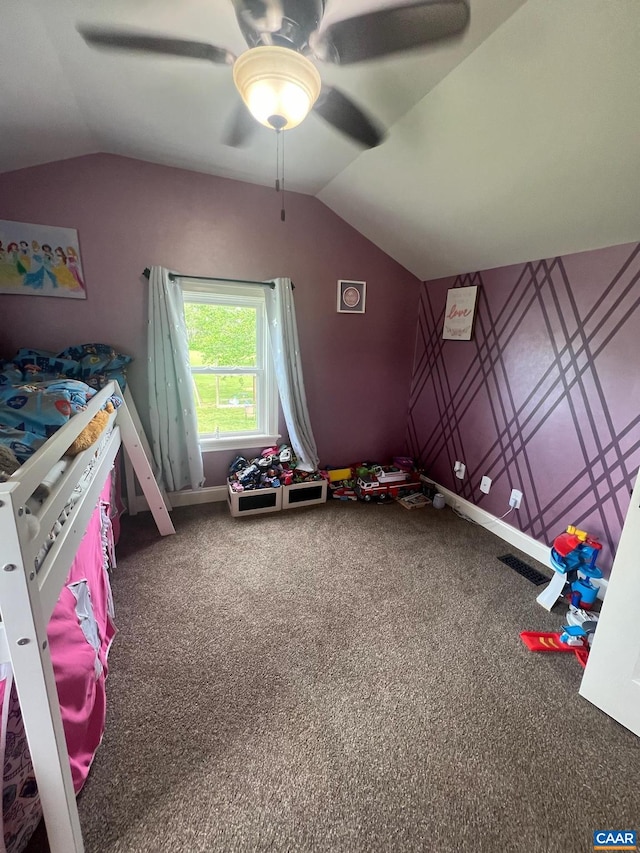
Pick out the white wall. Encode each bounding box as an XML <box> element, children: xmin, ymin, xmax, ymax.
<box><xmin>318</xmin><ymin>0</ymin><xmax>640</xmax><ymax>280</ymax></box>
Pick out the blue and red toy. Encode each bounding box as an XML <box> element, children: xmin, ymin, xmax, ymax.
<box><xmin>524</xmin><ymin>524</ymin><xmax>603</xmax><ymax>667</ymax></box>
<box><xmin>537</xmin><ymin>525</ymin><xmax>603</xmax><ymax>611</ymax></box>
<box><xmin>551</xmin><ymin>525</ymin><xmax>601</xmax><ymax>575</ymax></box>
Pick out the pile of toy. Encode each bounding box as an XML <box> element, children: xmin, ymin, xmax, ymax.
<box><xmin>520</xmin><ymin>525</ymin><xmax>602</xmax><ymax>668</ymax></box>
<box><xmin>323</xmin><ymin>456</ymin><xmax>422</xmax><ymax>502</ymax></box>
<box><xmin>322</xmin><ymin>465</ymin><xmax>360</xmax><ymax>501</ymax></box>
<box><xmin>228</xmin><ymin>444</ymin><xmax>324</xmax><ymax>492</ymax></box>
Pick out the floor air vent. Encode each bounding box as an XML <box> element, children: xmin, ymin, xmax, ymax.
<box><xmin>498</xmin><ymin>554</ymin><xmax>549</xmax><ymax>586</ymax></box>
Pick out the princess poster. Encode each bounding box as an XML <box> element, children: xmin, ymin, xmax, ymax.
<box><xmin>0</xmin><ymin>220</ymin><xmax>86</xmax><ymax>299</ymax></box>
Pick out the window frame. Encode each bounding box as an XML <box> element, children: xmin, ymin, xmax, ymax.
<box><xmin>180</xmin><ymin>278</ymin><xmax>279</xmax><ymax>452</ymax></box>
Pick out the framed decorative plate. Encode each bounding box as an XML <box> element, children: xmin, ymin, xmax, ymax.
<box><xmin>337</xmin><ymin>280</ymin><xmax>366</xmax><ymax>314</ymax></box>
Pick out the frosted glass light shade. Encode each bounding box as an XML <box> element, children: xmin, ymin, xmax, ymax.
<box><xmin>233</xmin><ymin>46</ymin><xmax>322</xmax><ymax>131</ymax></box>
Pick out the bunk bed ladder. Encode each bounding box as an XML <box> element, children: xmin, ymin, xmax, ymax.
<box><xmin>118</xmin><ymin>386</ymin><xmax>175</xmax><ymax>535</ymax></box>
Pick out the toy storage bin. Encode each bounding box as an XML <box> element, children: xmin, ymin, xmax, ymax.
<box><xmin>227</xmin><ymin>482</ymin><xmax>282</xmax><ymax>517</ymax></box>
<box><xmin>282</xmin><ymin>479</ymin><xmax>328</xmax><ymax>510</ymax></box>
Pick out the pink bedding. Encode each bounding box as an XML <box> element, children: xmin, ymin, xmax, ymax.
<box><xmin>0</xmin><ymin>473</ymin><xmax>118</xmax><ymax>853</ymax></box>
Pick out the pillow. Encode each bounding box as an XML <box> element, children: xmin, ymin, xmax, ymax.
<box><xmin>12</xmin><ymin>349</ymin><xmax>79</xmax><ymax>378</ymax></box>
<box><xmin>10</xmin><ymin>344</ymin><xmax>133</xmax><ymax>391</ymax></box>
<box><xmin>58</xmin><ymin>344</ymin><xmax>132</xmax><ymax>378</ymax></box>
<box><xmin>59</xmin><ymin>344</ymin><xmax>133</xmax><ymax>391</ymax></box>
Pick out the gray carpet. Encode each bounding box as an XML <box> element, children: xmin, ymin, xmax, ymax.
<box><xmin>27</xmin><ymin>501</ymin><xmax>639</xmax><ymax>853</ymax></box>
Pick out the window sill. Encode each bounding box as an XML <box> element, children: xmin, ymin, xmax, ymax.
<box><xmin>199</xmin><ymin>434</ymin><xmax>281</xmax><ymax>453</ymax></box>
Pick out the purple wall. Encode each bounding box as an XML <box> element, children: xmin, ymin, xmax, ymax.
<box><xmin>407</xmin><ymin>243</ymin><xmax>640</xmax><ymax>571</ymax></box>
<box><xmin>0</xmin><ymin>154</ymin><xmax>420</xmax><ymax>484</ymax></box>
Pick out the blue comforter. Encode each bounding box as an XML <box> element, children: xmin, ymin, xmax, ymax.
<box><xmin>0</xmin><ymin>344</ymin><xmax>130</xmax><ymax>463</ymax></box>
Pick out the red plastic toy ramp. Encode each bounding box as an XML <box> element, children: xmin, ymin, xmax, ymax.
<box><xmin>573</xmin><ymin>648</ymin><xmax>589</xmax><ymax>668</ymax></box>
<box><xmin>520</xmin><ymin>631</ymin><xmax>576</xmax><ymax>653</ymax></box>
<box><xmin>520</xmin><ymin>631</ymin><xmax>589</xmax><ymax>666</ymax></box>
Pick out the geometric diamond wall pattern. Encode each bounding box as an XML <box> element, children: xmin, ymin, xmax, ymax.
<box><xmin>406</xmin><ymin>242</ymin><xmax>640</xmax><ymax>573</ymax></box>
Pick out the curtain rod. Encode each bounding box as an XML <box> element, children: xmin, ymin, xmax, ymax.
<box><xmin>142</xmin><ymin>268</ymin><xmax>277</xmax><ymax>289</ymax></box>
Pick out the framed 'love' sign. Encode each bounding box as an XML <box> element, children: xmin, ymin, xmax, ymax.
<box><xmin>442</xmin><ymin>285</ymin><xmax>478</xmax><ymax>340</ymax></box>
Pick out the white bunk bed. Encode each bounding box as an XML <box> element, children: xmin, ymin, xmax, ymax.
<box><xmin>0</xmin><ymin>380</ymin><xmax>174</xmax><ymax>853</ymax></box>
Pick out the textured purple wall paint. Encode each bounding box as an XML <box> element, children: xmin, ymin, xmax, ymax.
<box><xmin>0</xmin><ymin>154</ymin><xmax>420</xmax><ymax>484</ymax></box>
<box><xmin>407</xmin><ymin>244</ymin><xmax>640</xmax><ymax>572</ymax></box>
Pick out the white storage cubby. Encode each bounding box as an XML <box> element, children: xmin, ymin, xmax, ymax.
<box><xmin>227</xmin><ymin>482</ymin><xmax>282</xmax><ymax>517</ymax></box>
<box><xmin>282</xmin><ymin>479</ymin><xmax>327</xmax><ymax>509</ymax></box>
<box><xmin>227</xmin><ymin>479</ymin><xmax>327</xmax><ymax>516</ymax></box>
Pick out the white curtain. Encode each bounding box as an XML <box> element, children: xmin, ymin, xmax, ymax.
<box><xmin>147</xmin><ymin>266</ymin><xmax>204</xmax><ymax>492</ymax></box>
<box><xmin>265</xmin><ymin>277</ymin><xmax>319</xmax><ymax>472</ymax></box>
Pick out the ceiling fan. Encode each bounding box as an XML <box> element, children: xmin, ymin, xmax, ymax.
<box><xmin>79</xmin><ymin>0</ymin><xmax>470</xmax><ymax>149</ymax></box>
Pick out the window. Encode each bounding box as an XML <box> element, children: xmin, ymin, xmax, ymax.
<box><xmin>181</xmin><ymin>279</ymin><xmax>279</xmax><ymax>451</ymax></box>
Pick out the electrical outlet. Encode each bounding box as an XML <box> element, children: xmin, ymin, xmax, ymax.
<box><xmin>454</xmin><ymin>461</ymin><xmax>466</xmax><ymax>480</ymax></box>
<box><xmin>509</xmin><ymin>488</ymin><xmax>523</xmax><ymax>509</ymax></box>
<box><xmin>480</xmin><ymin>476</ymin><xmax>492</xmax><ymax>494</ymax></box>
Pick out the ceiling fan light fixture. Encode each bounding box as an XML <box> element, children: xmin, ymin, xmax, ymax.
<box><xmin>233</xmin><ymin>46</ymin><xmax>321</xmax><ymax>131</ymax></box>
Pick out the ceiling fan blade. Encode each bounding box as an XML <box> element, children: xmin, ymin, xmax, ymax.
<box><xmin>222</xmin><ymin>102</ymin><xmax>259</xmax><ymax>147</ymax></box>
<box><xmin>312</xmin><ymin>0</ymin><xmax>470</xmax><ymax>65</ymax></box>
<box><xmin>313</xmin><ymin>86</ymin><xmax>385</xmax><ymax>148</ymax></box>
<box><xmin>78</xmin><ymin>27</ymin><xmax>236</xmax><ymax>65</ymax></box>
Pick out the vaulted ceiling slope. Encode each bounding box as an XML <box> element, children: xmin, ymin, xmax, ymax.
<box><xmin>320</xmin><ymin>0</ymin><xmax>640</xmax><ymax>279</ymax></box>
<box><xmin>1</xmin><ymin>1</ymin><xmax>639</xmax><ymax>282</ymax></box>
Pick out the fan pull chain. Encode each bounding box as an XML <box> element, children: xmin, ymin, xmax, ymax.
<box><xmin>274</xmin><ymin>130</ymin><xmax>286</xmax><ymax>222</ymax></box>
<box><xmin>280</xmin><ymin>129</ymin><xmax>286</xmax><ymax>222</ymax></box>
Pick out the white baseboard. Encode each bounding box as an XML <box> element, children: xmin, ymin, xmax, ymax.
<box><xmin>433</xmin><ymin>484</ymin><xmax>553</xmax><ymax>567</ymax></box>
<box><xmin>131</xmin><ymin>484</ymin><xmax>227</xmax><ymax>513</ymax></box>
<box><xmin>432</xmin><ymin>484</ymin><xmax>608</xmax><ymax>601</ymax></box>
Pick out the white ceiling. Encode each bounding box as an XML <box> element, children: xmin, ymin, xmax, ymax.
<box><xmin>1</xmin><ymin>0</ymin><xmax>639</xmax><ymax>280</ymax></box>
<box><xmin>319</xmin><ymin>0</ymin><xmax>640</xmax><ymax>279</ymax></box>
